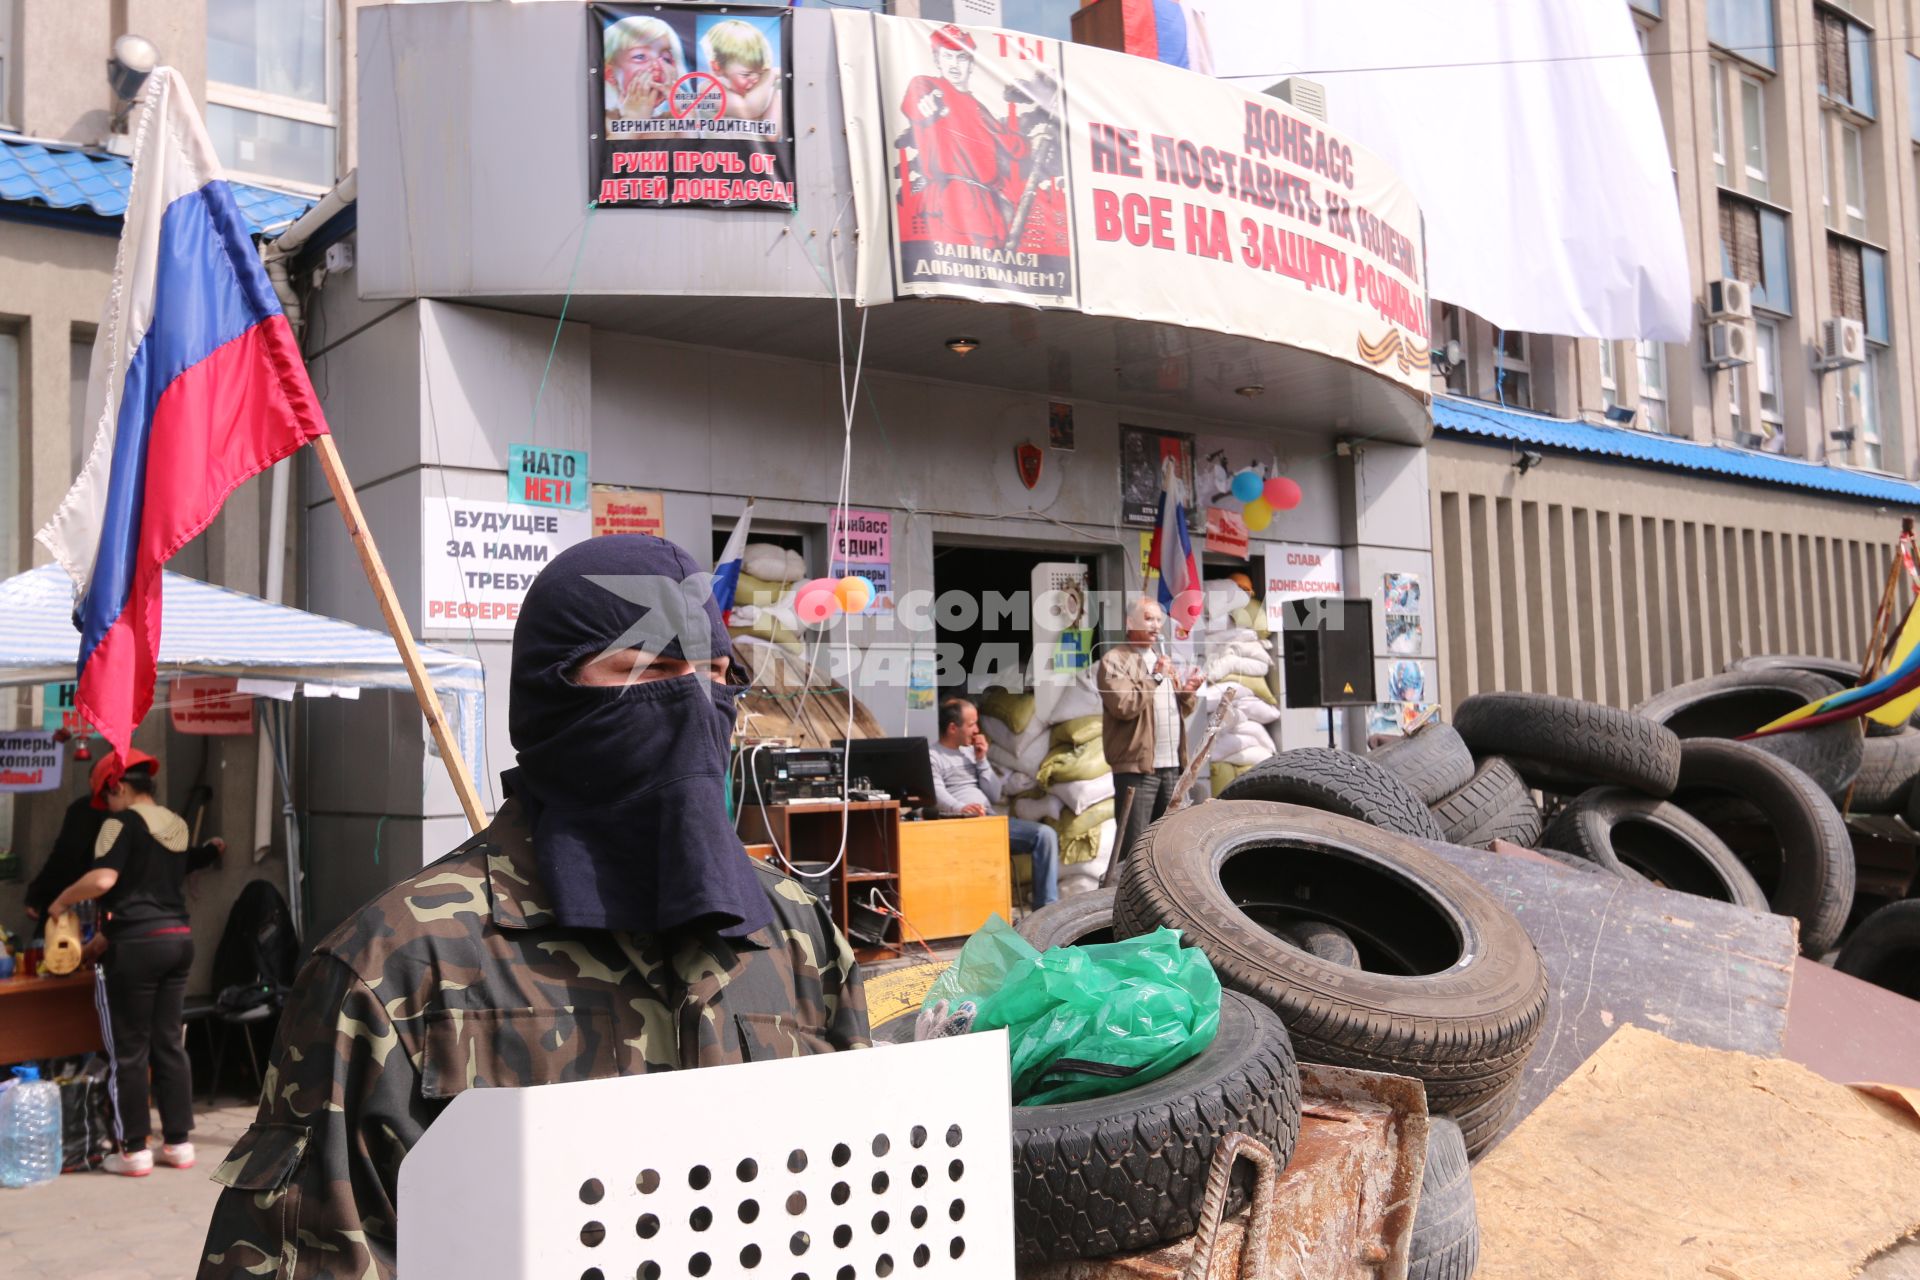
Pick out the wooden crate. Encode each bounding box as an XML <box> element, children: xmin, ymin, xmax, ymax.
<box><xmin>898</xmin><ymin>816</ymin><xmax>1012</xmax><ymax>942</ymax></box>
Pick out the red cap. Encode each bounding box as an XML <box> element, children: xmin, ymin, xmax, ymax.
<box><xmin>90</xmin><ymin>749</ymin><xmax>158</xmax><ymax>809</ymax></box>
<box><xmin>930</xmin><ymin>23</ymin><xmax>976</xmax><ymax>54</ymax></box>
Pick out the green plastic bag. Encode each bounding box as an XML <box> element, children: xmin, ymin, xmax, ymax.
<box><xmin>922</xmin><ymin>917</ymin><xmax>1220</xmax><ymax>1106</ymax></box>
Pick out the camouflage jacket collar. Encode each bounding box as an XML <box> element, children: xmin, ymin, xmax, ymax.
<box><xmin>478</xmin><ymin>798</ymin><xmax>771</xmax><ymax>951</ymax></box>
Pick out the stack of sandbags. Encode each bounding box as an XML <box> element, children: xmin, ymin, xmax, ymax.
<box><xmin>979</xmin><ymin>688</ymin><xmax>1049</xmax><ymax>800</ymax></box>
<box><xmin>1032</xmin><ymin>675</ymin><xmax>1117</xmax><ymax>873</ymax></box>
<box><xmin>1194</xmin><ymin>579</ymin><xmax>1282</xmax><ymax>792</ymax></box>
<box><xmin>727</xmin><ymin>541</ymin><xmax>807</xmax><ymax>654</ymax></box>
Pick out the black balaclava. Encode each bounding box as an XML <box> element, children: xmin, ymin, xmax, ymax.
<box><xmin>505</xmin><ymin>534</ymin><xmax>773</xmax><ymax>940</ymax></box>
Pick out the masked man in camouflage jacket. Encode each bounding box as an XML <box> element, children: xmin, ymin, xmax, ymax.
<box><xmin>199</xmin><ymin>535</ymin><xmax>869</xmax><ymax>1279</ymax></box>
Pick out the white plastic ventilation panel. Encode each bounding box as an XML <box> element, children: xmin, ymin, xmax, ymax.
<box><xmin>398</xmin><ymin>1031</ymin><xmax>1014</xmax><ymax>1280</ymax></box>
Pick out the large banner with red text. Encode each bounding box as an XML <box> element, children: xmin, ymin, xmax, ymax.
<box><xmin>838</xmin><ymin>13</ymin><xmax>1428</xmax><ymax>392</ymax></box>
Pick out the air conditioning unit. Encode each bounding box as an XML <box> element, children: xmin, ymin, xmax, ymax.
<box><xmin>1821</xmin><ymin>317</ymin><xmax>1866</xmax><ymax>367</ymax></box>
<box><xmin>1707</xmin><ymin>279</ymin><xmax>1753</xmax><ymax>321</ymax></box>
<box><xmin>1706</xmin><ymin>321</ymin><xmax>1752</xmax><ymax>369</ymax></box>
<box><xmin>1266</xmin><ymin>77</ymin><xmax>1328</xmax><ymax>122</ymax></box>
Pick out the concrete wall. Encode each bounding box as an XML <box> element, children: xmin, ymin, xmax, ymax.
<box><xmin>1429</xmin><ymin>436</ymin><xmax>1915</xmax><ymax>712</ymax></box>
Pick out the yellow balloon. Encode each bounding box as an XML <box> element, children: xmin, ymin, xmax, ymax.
<box><xmin>833</xmin><ymin>575</ymin><xmax>874</xmax><ymax>614</ymax></box>
<box><xmin>1243</xmin><ymin>497</ymin><xmax>1274</xmax><ymax>531</ymax></box>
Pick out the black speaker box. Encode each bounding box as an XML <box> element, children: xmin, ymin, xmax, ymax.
<box><xmin>1279</xmin><ymin>599</ymin><xmax>1376</xmax><ymax>708</ymax></box>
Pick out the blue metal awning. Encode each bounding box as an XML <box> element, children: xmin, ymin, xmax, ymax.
<box><xmin>1433</xmin><ymin>395</ymin><xmax>1920</xmax><ymax>507</ymax></box>
<box><xmin>0</xmin><ymin>135</ymin><xmax>314</xmax><ymax>237</ymax></box>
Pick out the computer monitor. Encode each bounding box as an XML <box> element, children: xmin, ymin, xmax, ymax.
<box><xmin>834</xmin><ymin>737</ymin><xmax>937</xmax><ymax>813</ymax></box>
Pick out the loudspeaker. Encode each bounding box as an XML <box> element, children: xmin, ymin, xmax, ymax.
<box><xmin>1280</xmin><ymin>599</ymin><xmax>1376</xmax><ymax>708</ymax></box>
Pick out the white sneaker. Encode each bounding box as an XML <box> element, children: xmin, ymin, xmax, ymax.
<box><xmin>157</xmin><ymin>1143</ymin><xmax>195</xmax><ymax>1169</ymax></box>
<box><xmin>103</xmin><ymin>1148</ymin><xmax>153</xmax><ymax>1177</ymax></box>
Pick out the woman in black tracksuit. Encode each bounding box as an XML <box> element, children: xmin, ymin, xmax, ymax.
<box><xmin>47</xmin><ymin>759</ymin><xmax>222</xmax><ymax>1176</ymax></box>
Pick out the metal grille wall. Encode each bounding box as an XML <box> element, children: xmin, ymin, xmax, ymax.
<box><xmin>1428</xmin><ymin>442</ymin><xmax>1915</xmax><ymax>711</ymax></box>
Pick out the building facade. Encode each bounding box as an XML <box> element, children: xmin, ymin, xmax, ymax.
<box><xmin>1430</xmin><ymin>0</ymin><xmax>1920</xmax><ymax>712</ymax></box>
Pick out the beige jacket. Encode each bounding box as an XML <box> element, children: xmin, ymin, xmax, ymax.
<box><xmin>1096</xmin><ymin>645</ymin><xmax>1198</xmax><ymax>775</ymax></box>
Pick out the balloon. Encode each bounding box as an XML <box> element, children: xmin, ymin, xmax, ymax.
<box><xmin>1170</xmin><ymin>589</ymin><xmax>1206</xmax><ymax>628</ymax></box>
<box><xmin>834</xmin><ymin>575</ymin><xmax>875</xmax><ymax>614</ymax></box>
<box><xmin>1264</xmin><ymin>476</ymin><xmax>1302</xmax><ymax>510</ymax></box>
<box><xmin>1230</xmin><ymin>469</ymin><xmax>1265</xmax><ymax>504</ymax></box>
<box><xmin>1243</xmin><ymin>497</ymin><xmax>1274</xmax><ymax>531</ymax></box>
<box><xmin>794</xmin><ymin>579</ymin><xmax>842</xmax><ymax>625</ymax></box>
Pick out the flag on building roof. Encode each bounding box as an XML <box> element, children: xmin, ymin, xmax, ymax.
<box><xmin>712</xmin><ymin>501</ymin><xmax>755</xmax><ymax>618</ymax></box>
<box><xmin>34</xmin><ymin>67</ymin><xmax>329</xmax><ymax>757</ymax></box>
<box><xmin>1119</xmin><ymin>0</ymin><xmax>1213</xmax><ymax>74</ymax></box>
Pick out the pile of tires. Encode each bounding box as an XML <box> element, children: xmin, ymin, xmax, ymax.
<box><xmin>1442</xmin><ymin>687</ymin><xmax>1858</xmax><ymax>958</ymax></box>
<box><xmin>1108</xmin><ymin>801</ymin><xmax>1547</xmax><ymax>1159</ymax></box>
<box><xmin>871</xmin><ymin>937</ymin><xmax>1303</xmax><ymax>1266</ymax></box>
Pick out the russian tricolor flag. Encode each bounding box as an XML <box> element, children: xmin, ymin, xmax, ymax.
<box><xmin>1121</xmin><ymin>0</ymin><xmax>1215</xmax><ymax>75</ymax></box>
<box><xmin>1148</xmin><ymin>461</ymin><xmax>1202</xmax><ymax>632</ymax></box>
<box><xmin>35</xmin><ymin>68</ymin><xmax>328</xmax><ymax>756</ymax></box>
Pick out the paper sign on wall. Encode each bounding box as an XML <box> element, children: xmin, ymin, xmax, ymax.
<box><xmin>424</xmin><ymin>497</ymin><xmax>592</xmax><ymax>636</ymax></box>
<box><xmin>1264</xmin><ymin>542</ymin><xmax>1342</xmax><ymax>625</ymax></box>
<box><xmin>831</xmin><ymin>509</ymin><xmax>894</xmax><ymax>611</ymax></box>
<box><xmin>170</xmin><ymin>677</ymin><xmax>255</xmax><ymax>736</ymax></box>
<box><xmin>41</xmin><ymin>682</ymin><xmax>87</xmax><ymax>736</ymax></box>
<box><xmin>0</xmin><ymin>731</ymin><xmax>64</xmax><ymax>793</ymax></box>
<box><xmin>591</xmin><ymin>485</ymin><xmax>665</xmax><ymax>537</ymax></box>
<box><xmin>508</xmin><ymin>445</ymin><xmax>589</xmax><ymax>511</ymax></box>
<box><xmin>1205</xmin><ymin>508</ymin><xmax>1249</xmax><ymax>558</ymax></box>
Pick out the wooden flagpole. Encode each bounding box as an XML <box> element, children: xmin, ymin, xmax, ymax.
<box><xmin>311</xmin><ymin>434</ymin><xmax>488</xmax><ymax>832</ymax></box>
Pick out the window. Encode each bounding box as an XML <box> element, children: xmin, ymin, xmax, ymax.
<box><xmin>1719</xmin><ymin>195</ymin><xmax>1792</xmax><ymax>312</ymax></box>
<box><xmin>0</xmin><ymin>328</ymin><xmax>18</xmax><ymax>576</ymax></box>
<box><xmin>1629</xmin><ymin>0</ymin><xmax>1662</xmax><ymax>14</ymax></box>
<box><xmin>1862</xmin><ymin>244</ymin><xmax>1889</xmax><ymax>342</ymax></box>
<box><xmin>207</xmin><ymin>0</ymin><xmax>337</xmax><ymax>189</ymax></box>
<box><xmin>1755</xmin><ymin>318</ymin><xmax>1785</xmax><ymax>446</ymax></box>
<box><xmin>1841</xmin><ymin>121</ymin><xmax>1867</xmax><ymax>235</ymax></box>
<box><xmin>1436</xmin><ymin>303</ymin><xmax>1470</xmax><ymax>396</ymax></box>
<box><xmin>1708</xmin><ymin>0</ymin><xmax>1775</xmax><ymax>69</ymax></box>
<box><xmin>1637</xmin><ymin>340</ymin><xmax>1669</xmax><ymax>432</ymax></box>
<box><xmin>1712</xmin><ymin>72</ymin><xmax>1735</xmax><ymax>186</ymax></box>
<box><xmin>1496</xmin><ymin>330</ymin><xmax>1532</xmax><ymax>410</ymax></box>
<box><xmin>1599</xmin><ymin>340</ymin><xmax>1618</xmax><ymax>410</ymax></box>
<box><xmin>1849</xmin><ymin>355</ymin><xmax>1884</xmax><ymax>469</ymax></box>
<box><xmin>70</xmin><ymin>332</ymin><xmax>93</xmax><ymax>480</ymax></box>
<box><xmin>1821</xmin><ymin>114</ymin><xmax>1833</xmax><ymax>221</ymax></box>
<box><xmin>1740</xmin><ymin>76</ymin><xmax>1769</xmax><ymax>197</ymax></box>
<box><xmin>1816</xmin><ymin>6</ymin><xmax>1875</xmax><ymax>117</ymax></box>
<box><xmin>1910</xmin><ymin>55</ymin><xmax>1920</xmax><ymax>141</ymax></box>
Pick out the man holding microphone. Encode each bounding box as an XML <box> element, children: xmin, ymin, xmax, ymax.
<box><xmin>1097</xmin><ymin>597</ymin><xmax>1202</xmax><ymax>864</ymax></box>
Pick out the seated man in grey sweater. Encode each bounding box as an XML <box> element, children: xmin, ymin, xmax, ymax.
<box><xmin>929</xmin><ymin>697</ymin><xmax>1060</xmax><ymax>910</ymax></box>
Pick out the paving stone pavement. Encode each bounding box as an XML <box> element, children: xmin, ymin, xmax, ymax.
<box><xmin>0</xmin><ymin>1098</ymin><xmax>255</xmax><ymax>1280</ymax></box>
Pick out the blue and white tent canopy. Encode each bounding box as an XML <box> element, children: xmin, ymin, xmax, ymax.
<box><xmin>0</xmin><ymin>563</ymin><xmax>483</xmax><ymax>693</ymax></box>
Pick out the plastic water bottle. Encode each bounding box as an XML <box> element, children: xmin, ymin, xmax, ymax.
<box><xmin>0</xmin><ymin>1065</ymin><xmax>62</xmax><ymax>1188</ymax></box>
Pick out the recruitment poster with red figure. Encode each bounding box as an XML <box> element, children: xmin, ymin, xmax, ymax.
<box><xmin>876</xmin><ymin>20</ymin><xmax>1077</xmax><ymax>308</ymax></box>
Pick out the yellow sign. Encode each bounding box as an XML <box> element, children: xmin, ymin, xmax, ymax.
<box><xmin>590</xmin><ymin>485</ymin><xmax>664</xmax><ymax>538</ymax></box>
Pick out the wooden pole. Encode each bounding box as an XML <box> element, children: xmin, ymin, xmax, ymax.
<box><xmin>310</xmin><ymin>433</ymin><xmax>488</xmax><ymax>832</ymax></box>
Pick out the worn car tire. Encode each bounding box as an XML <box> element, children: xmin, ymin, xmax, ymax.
<box><xmin>1369</xmin><ymin>724</ymin><xmax>1477</xmax><ymax>805</ymax></box>
<box><xmin>1409</xmin><ymin>1116</ymin><xmax>1480</xmax><ymax>1280</ymax></box>
<box><xmin>1833</xmin><ymin>900</ymin><xmax>1920</xmax><ymax>1001</ymax></box>
<box><xmin>1453</xmin><ymin>692</ymin><xmax>1681</xmax><ymax>797</ymax></box>
<box><xmin>1432</xmin><ymin>757</ymin><xmax>1544</xmax><ymax>849</ymax></box>
<box><xmin>1539</xmin><ymin>788</ymin><xmax>1769</xmax><ymax>911</ymax></box>
<box><xmin>1011</xmin><ymin>990</ymin><xmax>1301</xmax><ymax>1263</ymax></box>
<box><xmin>1220</xmin><ymin>748</ymin><xmax>1446</xmax><ymax>840</ymax></box>
<box><xmin>1670</xmin><ymin>737</ymin><xmax>1856</xmax><ymax>956</ymax></box>
<box><xmin>1637</xmin><ymin>669</ymin><xmax>1865</xmax><ymax>796</ymax></box>
<box><xmin>1724</xmin><ymin>656</ymin><xmax>1903</xmax><ymax>733</ymax></box>
<box><xmin>1275</xmin><ymin>920</ymin><xmax>1361</xmax><ymax>967</ymax></box>
<box><xmin>1847</xmin><ymin>730</ymin><xmax>1920</xmax><ymax>812</ymax></box>
<box><xmin>1115</xmin><ymin>801</ymin><xmax>1546</xmax><ymax>1157</ymax></box>
<box><xmin>1016</xmin><ymin>888</ymin><xmax>1117</xmax><ymax>951</ymax></box>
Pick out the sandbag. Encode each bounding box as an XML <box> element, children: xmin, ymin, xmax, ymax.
<box><xmin>1051</xmin><ymin>797</ymin><xmax>1116</xmax><ymax>846</ymax></box>
<box><xmin>1204</xmin><ymin>625</ymin><xmax>1260</xmax><ymax>645</ymax></box>
<box><xmin>1205</xmin><ymin>580</ymin><xmax>1251</xmax><ymax>620</ymax></box>
<box><xmin>1046</xmin><ymin>676</ymin><xmax>1104</xmax><ymax>725</ymax></box>
<box><xmin>1210</xmin><ymin>760</ymin><xmax>1252</xmax><ymax>795</ymax></box>
<box><xmin>1237</xmin><ymin>697</ymin><xmax>1281</xmax><ymax>725</ymax></box>
<box><xmin>733</xmin><ymin>569</ymin><xmax>795</xmax><ymax>605</ymax></box>
<box><xmin>1004</xmin><ymin>770</ymin><xmax>1041</xmax><ymax>798</ymax></box>
<box><xmin>1053</xmin><ymin>773</ymin><xmax>1115</xmax><ymax>814</ymax></box>
<box><xmin>1221</xmin><ymin>673</ymin><xmax>1278</xmax><ymax>705</ymax></box>
<box><xmin>1038</xmin><ymin>735</ymin><xmax>1109</xmax><ymax>786</ymax></box>
<box><xmin>741</xmin><ymin>541</ymin><xmax>804</xmax><ymax>584</ymax></box>
<box><xmin>1050</xmin><ymin>714</ymin><xmax>1104</xmax><ymax>749</ymax></box>
<box><xmin>1015</xmin><ymin>794</ymin><xmax>1064</xmax><ymax>823</ymax></box>
<box><xmin>1208</xmin><ymin>653</ymin><xmax>1273</xmax><ymax>681</ymax></box>
<box><xmin>982</xmin><ymin>688</ymin><xmax>1037</xmax><ymax>735</ymax></box>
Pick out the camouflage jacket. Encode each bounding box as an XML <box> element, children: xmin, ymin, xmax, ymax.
<box><xmin>197</xmin><ymin>799</ymin><xmax>868</xmax><ymax>1279</ymax></box>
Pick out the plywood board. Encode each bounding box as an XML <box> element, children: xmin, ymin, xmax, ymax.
<box><xmin>1476</xmin><ymin>1024</ymin><xmax>1920</xmax><ymax>1280</ymax></box>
